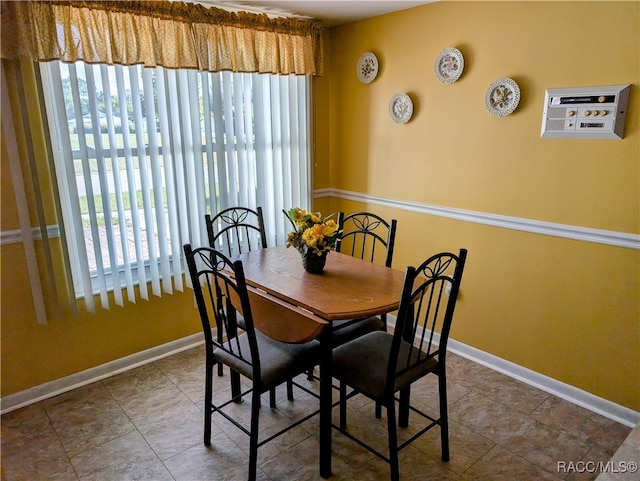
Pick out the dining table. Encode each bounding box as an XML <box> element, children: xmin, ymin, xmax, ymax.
<box><xmin>233</xmin><ymin>246</ymin><xmax>408</xmax><ymax>478</ymax></box>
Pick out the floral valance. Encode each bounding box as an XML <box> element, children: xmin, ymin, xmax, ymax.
<box><xmin>0</xmin><ymin>0</ymin><xmax>324</xmax><ymax>75</ymax></box>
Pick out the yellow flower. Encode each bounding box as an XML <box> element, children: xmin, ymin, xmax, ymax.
<box><xmin>323</xmin><ymin>219</ymin><xmax>338</xmax><ymax>236</ymax></box>
<box><xmin>289</xmin><ymin>208</ymin><xmax>305</xmax><ymax>226</ymax></box>
<box><xmin>284</xmin><ymin>207</ymin><xmax>341</xmax><ymax>255</ymax></box>
<box><xmin>302</xmin><ymin>224</ymin><xmax>324</xmax><ymax>247</ymax></box>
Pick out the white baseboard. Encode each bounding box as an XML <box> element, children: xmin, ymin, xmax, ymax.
<box><xmin>386</xmin><ymin>317</ymin><xmax>639</xmax><ymax>428</ymax></box>
<box><xmin>0</xmin><ymin>333</ymin><xmax>205</xmax><ymax>415</ymax></box>
<box><xmin>446</xmin><ymin>338</ymin><xmax>639</xmax><ymax>428</ymax></box>
<box><xmin>2</xmin><ymin>327</ymin><xmax>638</xmax><ymax>428</ymax></box>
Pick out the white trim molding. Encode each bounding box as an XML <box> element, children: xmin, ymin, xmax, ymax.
<box><xmin>314</xmin><ymin>188</ymin><xmax>640</xmax><ymax>250</ymax></box>
<box><xmin>0</xmin><ymin>225</ymin><xmax>60</xmax><ymax>245</ymax></box>
<box><xmin>4</xmin><ymin>193</ymin><xmax>639</xmax><ymax>250</ymax></box>
<box><xmin>0</xmin><ymin>333</ymin><xmax>204</xmax><ymax>415</ymax></box>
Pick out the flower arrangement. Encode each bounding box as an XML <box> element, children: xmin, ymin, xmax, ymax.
<box><xmin>284</xmin><ymin>207</ymin><xmax>340</xmax><ymax>256</ymax></box>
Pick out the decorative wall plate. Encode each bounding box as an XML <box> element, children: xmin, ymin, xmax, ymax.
<box><xmin>389</xmin><ymin>93</ymin><xmax>413</xmax><ymax>124</ymax></box>
<box><xmin>485</xmin><ymin>77</ymin><xmax>520</xmax><ymax>117</ymax></box>
<box><xmin>434</xmin><ymin>47</ymin><xmax>464</xmax><ymax>84</ymax></box>
<box><xmin>356</xmin><ymin>52</ymin><xmax>379</xmax><ymax>84</ymax></box>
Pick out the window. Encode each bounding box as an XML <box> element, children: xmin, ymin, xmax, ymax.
<box><xmin>40</xmin><ymin>61</ymin><xmax>311</xmax><ymax>311</ymax></box>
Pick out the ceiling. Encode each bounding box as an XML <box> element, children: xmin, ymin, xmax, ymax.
<box><xmin>194</xmin><ymin>1</ymin><xmax>435</xmax><ymax>26</ymax></box>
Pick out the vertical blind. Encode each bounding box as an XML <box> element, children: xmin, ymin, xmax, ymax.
<box><xmin>39</xmin><ymin>61</ymin><xmax>311</xmax><ymax>312</ymax></box>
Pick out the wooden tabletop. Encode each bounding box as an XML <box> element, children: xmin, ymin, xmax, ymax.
<box><xmin>236</xmin><ymin>246</ymin><xmax>407</xmax><ymax>322</ymax></box>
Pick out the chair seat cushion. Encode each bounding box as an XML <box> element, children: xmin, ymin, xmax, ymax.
<box><xmin>332</xmin><ymin>331</ymin><xmax>438</xmax><ymax>400</ymax></box>
<box><xmin>331</xmin><ymin>316</ymin><xmax>385</xmax><ymax>346</ymax></box>
<box><xmin>214</xmin><ymin>331</ymin><xmax>319</xmax><ymax>390</ymax></box>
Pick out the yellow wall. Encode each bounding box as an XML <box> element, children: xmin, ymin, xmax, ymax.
<box><xmin>0</xmin><ymin>240</ymin><xmax>200</xmax><ymax>394</ymax></box>
<box><xmin>1</xmin><ymin>1</ymin><xmax>638</xmax><ymax>414</ymax></box>
<box><xmin>314</xmin><ymin>1</ymin><xmax>639</xmax><ymax>410</ymax></box>
<box><xmin>1</xmin><ymin>203</ymin><xmax>201</xmax><ymax>395</ymax></box>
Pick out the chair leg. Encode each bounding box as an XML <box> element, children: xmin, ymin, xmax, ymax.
<box><xmin>387</xmin><ymin>398</ymin><xmax>400</xmax><ymax>481</ymax></box>
<box><xmin>398</xmin><ymin>386</ymin><xmax>410</xmax><ymax>427</ymax></box>
<box><xmin>307</xmin><ymin>366</ymin><xmax>314</xmax><ymax>380</ymax></box>
<box><xmin>339</xmin><ymin>381</ymin><xmax>347</xmax><ymax>430</ymax></box>
<box><xmin>216</xmin><ymin>327</ymin><xmax>224</xmax><ymax>377</ymax></box>
<box><xmin>270</xmin><ymin>387</ymin><xmax>277</xmax><ymax>408</ymax></box>
<box><xmin>438</xmin><ymin>373</ymin><xmax>450</xmax><ymax>462</ymax></box>
<box><xmin>375</xmin><ymin>401</ymin><xmax>382</xmax><ymax>419</ymax></box>
<box><xmin>231</xmin><ymin>369</ymin><xmax>242</xmax><ymax>403</ymax></box>
<box><xmin>204</xmin><ymin>358</ymin><xmax>214</xmax><ymax>446</ymax></box>
<box><xmin>287</xmin><ymin>379</ymin><xmax>294</xmax><ymax>401</ymax></box>
<box><xmin>248</xmin><ymin>389</ymin><xmax>261</xmax><ymax>481</ymax></box>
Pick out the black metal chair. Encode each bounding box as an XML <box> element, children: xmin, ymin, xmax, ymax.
<box><xmin>331</xmin><ymin>211</ymin><xmax>398</xmax><ymax>346</ymax></box>
<box><xmin>205</xmin><ymin>207</ymin><xmax>267</xmax><ymax>376</ymax></box>
<box><xmin>304</xmin><ymin>211</ymin><xmax>397</xmax><ymax>384</ymax></box>
<box><xmin>331</xmin><ymin>249</ymin><xmax>468</xmax><ymax>481</ymax></box>
<box><xmin>183</xmin><ymin>244</ymin><xmax>320</xmax><ymax>481</ymax></box>
<box><xmin>205</xmin><ymin>206</ymin><xmax>267</xmax><ymax>257</ymax></box>
<box><xmin>305</xmin><ymin>211</ymin><xmax>398</xmax><ymax>386</ymax></box>
<box><xmin>205</xmin><ymin>206</ymin><xmax>293</xmax><ymax>401</ymax></box>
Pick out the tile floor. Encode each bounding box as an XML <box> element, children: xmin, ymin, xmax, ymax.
<box><xmin>1</xmin><ymin>347</ymin><xmax>632</xmax><ymax>481</ymax></box>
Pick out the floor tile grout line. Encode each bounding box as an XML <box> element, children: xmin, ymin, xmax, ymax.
<box><xmin>106</xmin><ymin>367</ymin><xmax>204</xmax><ymax>475</ymax></box>
<box><xmin>42</xmin><ymin>399</ymin><xmax>83</xmax><ymax>481</ymax></box>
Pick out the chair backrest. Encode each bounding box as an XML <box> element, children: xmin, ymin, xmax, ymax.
<box><xmin>388</xmin><ymin>249</ymin><xmax>468</xmax><ymax>388</ymax></box>
<box><xmin>205</xmin><ymin>206</ymin><xmax>267</xmax><ymax>257</ymax></box>
<box><xmin>183</xmin><ymin>244</ymin><xmax>261</xmax><ymax>375</ymax></box>
<box><xmin>335</xmin><ymin>211</ymin><xmax>397</xmax><ymax>267</ymax></box>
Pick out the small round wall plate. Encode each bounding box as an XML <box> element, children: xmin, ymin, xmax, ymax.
<box><xmin>389</xmin><ymin>93</ymin><xmax>413</xmax><ymax>124</ymax></box>
<box><xmin>434</xmin><ymin>47</ymin><xmax>464</xmax><ymax>84</ymax></box>
<box><xmin>356</xmin><ymin>52</ymin><xmax>379</xmax><ymax>84</ymax></box>
<box><xmin>485</xmin><ymin>77</ymin><xmax>520</xmax><ymax>117</ymax></box>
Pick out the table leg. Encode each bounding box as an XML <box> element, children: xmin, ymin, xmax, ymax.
<box><xmin>319</xmin><ymin>327</ymin><xmax>332</xmax><ymax>478</ymax></box>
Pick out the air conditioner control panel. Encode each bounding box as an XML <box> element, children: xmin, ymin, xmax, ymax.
<box><xmin>540</xmin><ymin>85</ymin><xmax>630</xmax><ymax>139</ymax></box>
